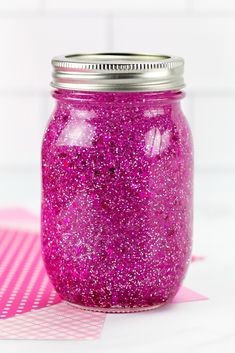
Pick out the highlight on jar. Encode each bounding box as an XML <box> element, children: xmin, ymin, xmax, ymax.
<box><xmin>41</xmin><ymin>53</ymin><xmax>193</xmax><ymax>313</ymax></box>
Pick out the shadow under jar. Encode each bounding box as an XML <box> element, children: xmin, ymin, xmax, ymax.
<box><xmin>41</xmin><ymin>53</ymin><xmax>193</xmax><ymax>313</ymax></box>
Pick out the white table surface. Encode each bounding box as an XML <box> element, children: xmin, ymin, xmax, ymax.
<box><xmin>0</xmin><ymin>171</ymin><xmax>234</xmax><ymax>353</ymax></box>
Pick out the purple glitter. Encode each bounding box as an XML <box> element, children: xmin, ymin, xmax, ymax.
<box><xmin>41</xmin><ymin>90</ymin><xmax>193</xmax><ymax>312</ymax></box>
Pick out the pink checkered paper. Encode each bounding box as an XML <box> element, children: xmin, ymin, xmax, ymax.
<box><xmin>0</xmin><ymin>302</ymin><xmax>106</xmax><ymax>340</ymax></box>
<box><xmin>0</xmin><ymin>289</ymin><xmax>206</xmax><ymax>340</ymax></box>
<box><xmin>0</xmin><ymin>228</ymin><xmax>61</xmax><ymax>319</ymax></box>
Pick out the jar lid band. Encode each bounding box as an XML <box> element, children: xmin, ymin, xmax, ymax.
<box><xmin>51</xmin><ymin>53</ymin><xmax>185</xmax><ymax>92</ymax></box>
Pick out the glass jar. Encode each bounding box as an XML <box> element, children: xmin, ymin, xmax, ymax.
<box><xmin>41</xmin><ymin>53</ymin><xmax>193</xmax><ymax>312</ymax></box>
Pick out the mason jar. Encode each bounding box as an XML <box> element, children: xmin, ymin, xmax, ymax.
<box><xmin>41</xmin><ymin>53</ymin><xmax>193</xmax><ymax>312</ymax></box>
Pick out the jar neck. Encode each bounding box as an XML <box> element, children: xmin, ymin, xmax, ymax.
<box><xmin>52</xmin><ymin>89</ymin><xmax>185</xmax><ymax>105</ymax></box>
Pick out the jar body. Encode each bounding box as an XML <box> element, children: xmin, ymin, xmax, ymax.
<box><xmin>41</xmin><ymin>90</ymin><xmax>193</xmax><ymax>312</ymax></box>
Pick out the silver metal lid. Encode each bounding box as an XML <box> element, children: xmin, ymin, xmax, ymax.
<box><xmin>51</xmin><ymin>53</ymin><xmax>185</xmax><ymax>92</ymax></box>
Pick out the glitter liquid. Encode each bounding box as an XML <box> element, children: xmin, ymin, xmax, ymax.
<box><xmin>41</xmin><ymin>89</ymin><xmax>193</xmax><ymax>312</ymax></box>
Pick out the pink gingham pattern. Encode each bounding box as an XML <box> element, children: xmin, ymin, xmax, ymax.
<box><xmin>0</xmin><ymin>228</ymin><xmax>61</xmax><ymax>319</ymax></box>
<box><xmin>0</xmin><ymin>302</ymin><xmax>106</xmax><ymax>340</ymax></box>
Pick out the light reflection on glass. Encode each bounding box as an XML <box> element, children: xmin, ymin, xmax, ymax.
<box><xmin>144</xmin><ymin>108</ymin><xmax>165</xmax><ymax>118</ymax></box>
<box><xmin>57</xmin><ymin>109</ymin><xmax>96</xmax><ymax>147</ymax></box>
<box><xmin>145</xmin><ymin>127</ymin><xmax>170</xmax><ymax>156</ymax></box>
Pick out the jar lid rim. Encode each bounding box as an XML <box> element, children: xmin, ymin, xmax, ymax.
<box><xmin>51</xmin><ymin>52</ymin><xmax>185</xmax><ymax>92</ymax></box>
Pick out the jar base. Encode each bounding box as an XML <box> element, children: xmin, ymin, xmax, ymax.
<box><xmin>65</xmin><ymin>301</ymin><xmax>165</xmax><ymax>313</ymax></box>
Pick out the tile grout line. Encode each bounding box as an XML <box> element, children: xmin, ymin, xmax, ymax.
<box><xmin>0</xmin><ymin>9</ymin><xmax>235</xmax><ymax>18</ymax></box>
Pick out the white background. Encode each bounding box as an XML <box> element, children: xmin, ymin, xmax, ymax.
<box><xmin>0</xmin><ymin>0</ymin><xmax>234</xmax><ymax>215</ymax></box>
<box><xmin>0</xmin><ymin>0</ymin><xmax>234</xmax><ymax>217</ymax></box>
<box><xmin>0</xmin><ymin>1</ymin><xmax>235</xmax><ymax>352</ymax></box>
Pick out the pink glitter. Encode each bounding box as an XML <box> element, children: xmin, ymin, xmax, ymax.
<box><xmin>41</xmin><ymin>90</ymin><xmax>193</xmax><ymax>312</ymax></box>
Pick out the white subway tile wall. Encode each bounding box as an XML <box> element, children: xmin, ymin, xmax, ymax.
<box><xmin>0</xmin><ymin>95</ymin><xmax>43</xmax><ymax>168</ymax></box>
<box><xmin>0</xmin><ymin>1</ymin><xmax>234</xmax><ymax>209</ymax></box>
<box><xmin>193</xmin><ymin>95</ymin><xmax>235</xmax><ymax>170</ymax></box>
<box><xmin>112</xmin><ymin>16</ymin><xmax>235</xmax><ymax>91</ymax></box>
<box><xmin>44</xmin><ymin>0</ymin><xmax>187</xmax><ymax>12</ymax></box>
<box><xmin>0</xmin><ymin>1</ymin><xmax>41</xmax><ymax>11</ymax></box>
<box><xmin>192</xmin><ymin>0</ymin><xmax>235</xmax><ymax>11</ymax></box>
<box><xmin>0</xmin><ymin>17</ymin><xmax>107</xmax><ymax>91</ymax></box>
